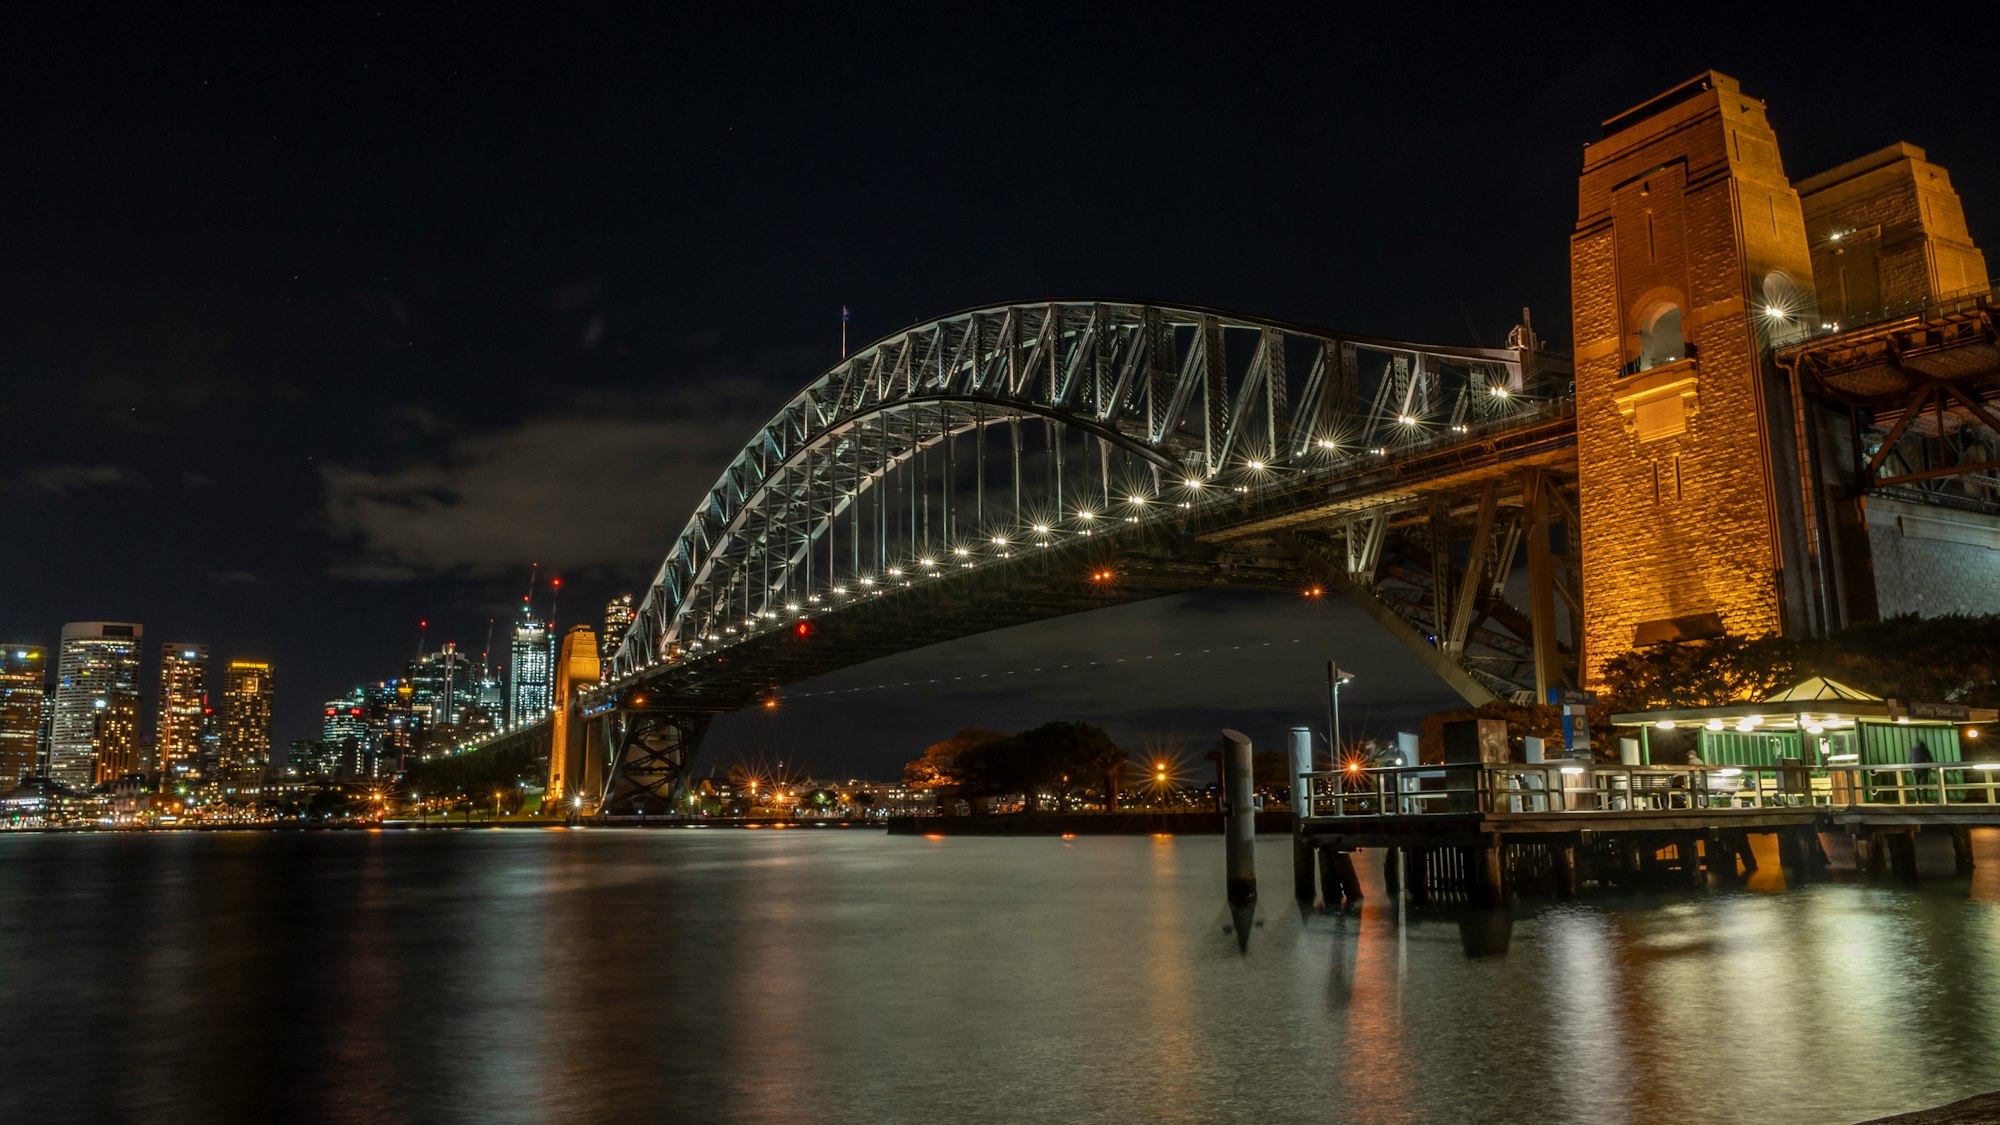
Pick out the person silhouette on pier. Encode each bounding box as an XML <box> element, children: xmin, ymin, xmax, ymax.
<box><xmin>1910</xmin><ymin>740</ymin><xmax>1935</xmax><ymax>802</ymax></box>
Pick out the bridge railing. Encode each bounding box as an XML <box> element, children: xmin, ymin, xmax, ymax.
<box><xmin>1299</xmin><ymin>761</ymin><xmax>2000</xmax><ymax>819</ymax></box>
<box><xmin>1193</xmin><ymin>395</ymin><xmax>1576</xmax><ymax>535</ymax></box>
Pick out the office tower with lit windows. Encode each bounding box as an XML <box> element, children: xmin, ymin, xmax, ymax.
<box><xmin>219</xmin><ymin>660</ymin><xmax>274</xmax><ymax>777</ymax></box>
<box><xmin>93</xmin><ymin>691</ymin><xmax>141</xmax><ymax>783</ymax></box>
<box><xmin>322</xmin><ymin>691</ymin><xmax>369</xmax><ymax>777</ymax></box>
<box><xmin>0</xmin><ymin>646</ymin><xmax>47</xmax><ymax>786</ymax></box>
<box><xmin>508</xmin><ymin>616</ymin><xmax>553</xmax><ymax>728</ymax></box>
<box><xmin>408</xmin><ymin>643</ymin><xmax>475</xmax><ymax>744</ymax></box>
<box><xmin>602</xmin><ymin>594</ymin><xmax>635</xmax><ymax>662</ymax></box>
<box><xmin>50</xmin><ymin>622</ymin><xmax>144</xmax><ymax>790</ymax></box>
<box><xmin>157</xmin><ymin>644</ymin><xmax>208</xmax><ymax>786</ymax></box>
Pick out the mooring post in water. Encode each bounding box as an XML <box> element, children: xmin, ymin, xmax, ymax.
<box><xmin>1288</xmin><ymin>726</ymin><xmax>1315</xmax><ymax>901</ymax></box>
<box><xmin>1221</xmin><ymin>728</ymin><xmax>1257</xmax><ymax>903</ymax></box>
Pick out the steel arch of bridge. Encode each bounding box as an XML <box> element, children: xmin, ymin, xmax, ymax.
<box><xmin>611</xmin><ymin>301</ymin><xmax>1529</xmax><ymax>681</ymax></box>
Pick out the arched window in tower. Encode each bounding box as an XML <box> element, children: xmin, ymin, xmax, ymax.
<box><xmin>1637</xmin><ymin>303</ymin><xmax>1685</xmax><ymax>372</ymax></box>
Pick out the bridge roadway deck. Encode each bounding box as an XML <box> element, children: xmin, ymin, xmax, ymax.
<box><xmin>593</xmin><ymin>408</ymin><xmax>1580</xmax><ymax>711</ymax></box>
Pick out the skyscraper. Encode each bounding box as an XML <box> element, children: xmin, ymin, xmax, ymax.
<box><xmin>93</xmin><ymin>691</ymin><xmax>141</xmax><ymax>783</ymax></box>
<box><xmin>157</xmin><ymin>644</ymin><xmax>208</xmax><ymax>787</ymax></box>
<box><xmin>408</xmin><ymin>643</ymin><xmax>475</xmax><ymax>738</ymax></box>
<box><xmin>322</xmin><ymin>690</ymin><xmax>369</xmax><ymax>778</ymax></box>
<box><xmin>0</xmin><ymin>646</ymin><xmax>47</xmax><ymax>786</ymax></box>
<box><xmin>50</xmin><ymin>622</ymin><xmax>143</xmax><ymax>790</ymax></box>
<box><xmin>508</xmin><ymin>616</ymin><xmax>553</xmax><ymax>728</ymax></box>
<box><xmin>602</xmin><ymin>594</ymin><xmax>635</xmax><ymax>662</ymax></box>
<box><xmin>219</xmin><ymin>660</ymin><xmax>274</xmax><ymax>777</ymax></box>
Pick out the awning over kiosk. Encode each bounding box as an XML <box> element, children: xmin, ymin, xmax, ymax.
<box><xmin>1608</xmin><ymin>677</ymin><xmax>1994</xmax><ymax>769</ymax></box>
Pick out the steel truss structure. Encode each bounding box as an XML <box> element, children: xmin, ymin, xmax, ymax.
<box><xmin>610</xmin><ymin>301</ymin><xmax>1546</xmax><ymax>679</ymax></box>
<box><xmin>1780</xmin><ymin>296</ymin><xmax>2000</xmax><ymax>509</ymax></box>
<box><xmin>487</xmin><ymin>300</ymin><xmax>1582</xmax><ymax>813</ymax></box>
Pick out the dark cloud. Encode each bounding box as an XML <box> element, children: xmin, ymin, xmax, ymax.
<box><xmin>320</xmin><ymin>381</ymin><xmax>776</xmax><ymax>580</ymax></box>
<box><xmin>7</xmin><ymin>463</ymin><xmax>132</xmax><ymax>497</ymax></box>
<box><xmin>206</xmin><ymin>570</ymin><xmax>262</xmax><ymax>586</ymax></box>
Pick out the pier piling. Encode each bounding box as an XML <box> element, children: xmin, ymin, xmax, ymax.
<box><xmin>1289</xmin><ymin>727</ymin><xmax>1315</xmax><ymax>901</ymax></box>
<box><xmin>1221</xmin><ymin>728</ymin><xmax>1256</xmax><ymax>904</ymax></box>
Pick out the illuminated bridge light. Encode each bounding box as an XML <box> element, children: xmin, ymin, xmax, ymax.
<box><xmin>1398</xmin><ymin>414</ymin><xmax>1418</xmax><ymax>425</ymax></box>
<box><xmin>954</xmin><ymin>547</ymin><xmax>969</xmax><ymax>556</ymax></box>
<box><xmin>1077</xmin><ymin>511</ymin><xmax>1095</xmax><ymax>521</ymax></box>
<box><xmin>1488</xmin><ymin>385</ymin><xmax>1510</xmax><ymax>398</ymax></box>
<box><xmin>919</xmin><ymin>558</ymin><xmax>935</xmax><ymax>567</ymax></box>
<box><xmin>1032</xmin><ymin>524</ymin><xmax>1048</xmax><ymax>534</ymax></box>
<box><xmin>1183</xmin><ymin>477</ymin><xmax>1202</xmax><ymax>489</ymax></box>
<box><xmin>887</xmin><ymin>567</ymin><xmax>902</xmax><ymax>577</ymax></box>
<box><xmin>1246</xmin><ymin>460</ymin><xmax>1265</xmax><ymax>472</ymax></box>
<box><xmin>1316</xmin><ymin>438</ymin><xmax>1336</xmax><ymax>449</ymax></box>
<box><xmin>992</xmin><ymin>537</ymin><xmax>1008</xmax><ymax>547</ymax></box>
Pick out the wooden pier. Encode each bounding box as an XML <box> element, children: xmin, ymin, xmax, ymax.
<box><xmin>1293</xmin><ymin>761</ymin><xmax>2000</xmax><ymax>903</ymax></box>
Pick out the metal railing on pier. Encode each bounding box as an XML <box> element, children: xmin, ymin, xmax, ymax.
<box><xmin>1296</xmin><ymin>760</ymin><xmax>2000</xmax><ymax>819</ymax></box>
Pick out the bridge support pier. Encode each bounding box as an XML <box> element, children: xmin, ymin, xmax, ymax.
<box><xmin>600</xmin><ymin>707</ymin><xmax>714</xmax><ymax>817</ymax></box>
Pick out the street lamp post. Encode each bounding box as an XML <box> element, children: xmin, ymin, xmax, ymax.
<box><xmin>1326</xmin><ymin>661</ymin><xmax>1355</xmax><ymax>763</ymax></box>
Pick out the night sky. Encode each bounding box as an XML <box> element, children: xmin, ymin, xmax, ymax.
<box><xmin>6</xmin><ymin>7</ymin><xmax>1993</xmax><ymax>778</ymax></box>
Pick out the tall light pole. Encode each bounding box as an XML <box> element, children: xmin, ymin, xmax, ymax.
<box><xmin>1326</xmin><ymin>661</ymin><xmax>1355</xmax><ymax>763</ymax></box>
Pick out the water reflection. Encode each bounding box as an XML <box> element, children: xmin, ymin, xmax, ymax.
<box><xmin>0</xmin><ymin>829</ymin><xmax>1996</xmax><ymax>1124</ymax></box>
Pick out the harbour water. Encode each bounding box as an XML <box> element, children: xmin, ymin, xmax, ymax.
<box><xmin>2</xmin><ymin>827</ymin><xmax>1996</xmax><ymax>1123</ymax></box>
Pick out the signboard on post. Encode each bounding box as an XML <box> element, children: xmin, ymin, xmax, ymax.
<box><xmin>1556</xmin><ymin>689</ymin><xmax>1596</xmax><ymax>754</ymax></box>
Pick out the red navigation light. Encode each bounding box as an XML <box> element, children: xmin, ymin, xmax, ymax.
<box><xmin>349</xmin><ymin>708</ymin><xmax>363</xmax><ymax>716</ymax></box>
<box><xmin>324</xmin><ymin>708</ymin><xmax>336</xmax><ymax>717</ymax></box>
<box><xmin>794</xmin><ymin>621</ymin><xmax>812</xmax><ymax>638</ymax></box>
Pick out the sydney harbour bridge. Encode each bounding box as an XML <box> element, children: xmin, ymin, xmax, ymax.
<box><xmin>477</xmin><ymin>299</ymin><xmax>1587</xmax><ymax>813</ymax></box>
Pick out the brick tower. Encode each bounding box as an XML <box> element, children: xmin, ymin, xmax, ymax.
<box><xmin>1570</xmin><ymin>73</ymin><xmax>1818</xmax><ymax>684</ymax></box>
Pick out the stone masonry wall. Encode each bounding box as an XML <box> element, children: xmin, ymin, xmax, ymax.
<box><xmin>1572</xmin><ymin>75</ymin><xmax>1816</xmax><ymax>686</ymax></box>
